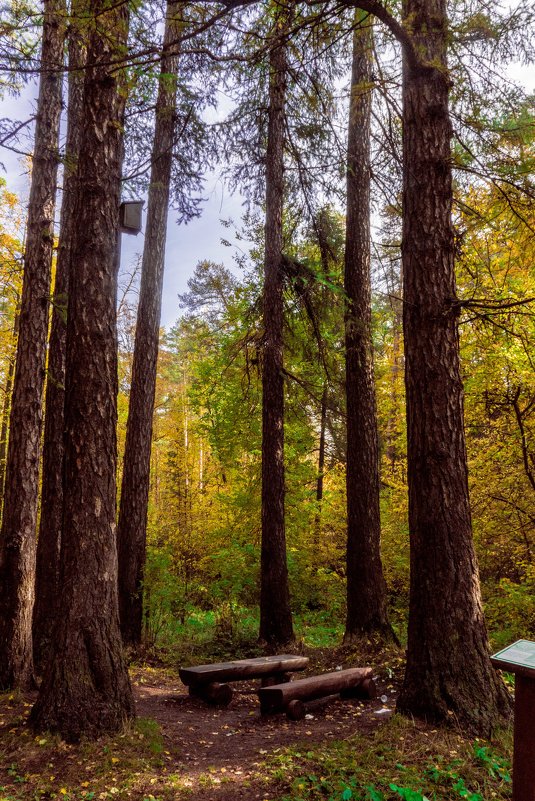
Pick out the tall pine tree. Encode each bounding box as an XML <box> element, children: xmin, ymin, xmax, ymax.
<box><xmin>30</xmin><ymin>0</ymin><xmax>134</xmax><ymax>739</ymax></box>
<box><xmin>117</xmin><ymin>0</ymin><xmax>184</xmax><ymax>647</ymax></box>
<box><xmin>0</xmin><ymin>0</ymin><xmax>65</xmax><ymax>690</ymax></box>
<box><xmin>344</xmin><ymin>11</ymin><xmax>392</xmax><ymax>641</ymax></box>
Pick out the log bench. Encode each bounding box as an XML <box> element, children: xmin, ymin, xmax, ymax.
<box><xmin>178</xmin><ymin>654</ymin><xmax>309</xmax><ymax>706</ymax></box>
<box><xmin>258</xmin><ymin>666</ymin><xmax>376</xmax><ymax>720</ymax></box>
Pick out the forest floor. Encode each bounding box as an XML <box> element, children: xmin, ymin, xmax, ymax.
<box><xmin>0</xmin><ymin>644</ymin><xmax>513</xmax><ymax>801</ymax></box>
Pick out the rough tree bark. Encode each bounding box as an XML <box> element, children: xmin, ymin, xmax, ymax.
<box><xmin>384</xmin><ymin>279</ymin><xmax>403</xmax><ymax>476</ymax></box>
<box><xmin>117</xmin><ymin>0</ymin><xmax>182</xmax><ymax>648</ymax></box>
<box><xmin>344</xmin><ymin>13</ymin><xmax>392</xmax><ymax>641</ymax></box>
<box><xmin>30</xmin><ymin>0</ymin><xmax>134</xmax><ymax>740</ymax></box>
<box><xmin>395</xmin><ymin>0</ymin><xmax>511</xmax><ymax>733</ymax></box>
<box><xmin>0</xmin><ymin>0</ymin><xmax>65</xmax><ymax>691</ymax></box>
<box><xmin>0</xmin><ymin>312</ymin><xmax>19</xmax><ymax>524</ymax></box>
<box><xmin>259</xmin><ymin>13</ymin><xmax>294</xmax><ymax>648</ymax></box>
<box><xmin>314</xmin><ymin>384</ymin><xmax>327</xmax><ymax>543</ymax></box>
<box><xmin>33</xmin><ymin>15</ymin><xmax>85</xmax><ymax>674</ymax></box>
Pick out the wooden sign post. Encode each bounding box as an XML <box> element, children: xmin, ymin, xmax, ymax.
<box><xmin>491</xmin><ymin>640</ymin><xmax>535</xmax><ymax>801</ymax></box>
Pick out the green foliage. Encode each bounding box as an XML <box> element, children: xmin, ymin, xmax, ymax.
<box><xmin>458</xmin><ymin>174</ymin><xmax>535</xmax><ymax>607</ymax></box>
<box><xmin>473</xmin><ymin>744</ymin><xmax>511</xmax><ymax>783</ymax></box>
<box><xmin>116</xmin><ymin>125</ymin><xmax>535</xmax><ymax>653</ymax></box>
<box><xmin>135</xmin><ymin>718</ymin><xmax>164</xmax><ymax>755</ymax></box>
<box><xmin>483</xmin><ymin>574</ymin><xmax>535</xmax><ymax>649</ymax></box>
<box><xmin>275</xmin><ymin>716</ymin><xmax>512</xmax><ymax>801</ymax></box>
<box><xmin>142</xmin><ymin>548</ymin><xmax>190</xmax><ymax>647</ymax></box>
<box><xmin>294</xmin><ymin>610</ymin><xmax>343</xmax><ymax>647</ymax></box>
<box><xmin>389</xmin><ymin>787</ymin><xmax>429</xmax><ymax>801</ymax></box>
<box><xmin>208</xmin><ymin>543</ymin><xmax>260</xmax><ymax>607</ymax></box>
<box><xmin>137</xmin><ymin>230</ymin><xmax>351</xmax><ymax>632</ymax></box>
<box><xmin>143</xmin><ymin>604</ymin><xmax>262</xmax><ymax>664</ymax></box>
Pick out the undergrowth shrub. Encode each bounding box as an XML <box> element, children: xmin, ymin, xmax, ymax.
<box><xmin>483</xmin><ymin>573</ymin><xmax>535</xmax><ymax>649</ymax></box>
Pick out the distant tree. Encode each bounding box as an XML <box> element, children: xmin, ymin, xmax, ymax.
<box><xmin>343</xmin><ymin>12</ymin><xmax>392</xmax><ymax>641</ymax></box>
<box><xmin>0</xmin><ymin>196</ymin><xmax>22</xmax><ymax>520</ymax></box>
<box><xmin>0</xmin><ymin>315</ymin><xmax>17</xmax><ymax>519</ymax></box>
<box><xmin>259</xmin><ymin>7</ymin><xmax>294</xmax><ymax>648</ymax></box>
<box><xmin>30</xmin><ymin>0</ymin><xmax>134</xmax><ymax>739</ymax></box>
<box><xmin>216</xmin><ymin>2</ymin><xmax>349</xmax><ymax>643</ymax></box>
<box><xmin>280</xmin><ymin>208</ymin><xmax>347</xmax><ymax>600</ymax></box>
<box><xmin>117</xmin><ymin>0</ymin><xmax>184</xmax><ymax>647</ymax></box>
<box><xmin>33</xmin><ymin>8</ymin><xmax>86</xmax><ymax>673</ymax></box>
<box><xmin>0</xmin><ymin>188</ymin><xmax>22</xmax><ymax>522</ymax></box>
<box><xmin>456</xmin><ymin>168</ymin><xmax>535</xmax><ymax>601</ymax></box>
<box><xmin>394</xmin><ymin>0</ymin><xmax>511</xmax><ymax>732</ymax></box>
<box><xmin>0</xmin><ymin>0</ymin><xmax>65</xmax><ymax>691</ymax></box>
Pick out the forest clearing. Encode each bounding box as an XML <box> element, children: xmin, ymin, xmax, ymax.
<box><xmin>0</xmin><ymin>0</ymin><xmax>534</xmax><ymax>797</ymax></box>
<box><xmin>0</xmin><ymin>645</ymin><xmax>515</xmax><ymax>800</ymax></box>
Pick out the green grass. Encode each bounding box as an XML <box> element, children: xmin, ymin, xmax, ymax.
<box><xmin>264</xmin><ymin>715</ymin><xmax>512</xmax><ymax>801</ymax></box>
<box><xmin>0</xmin><ymin>711</ymin><xmax>170</xmax><ymax>801</ymax></box>
<box><xmin>140</xmin><ymin>604</ymin><xmax>347</xmax><ymax>662</ymax></box>
<box><xmin>294</xmin><ymin>611</ymin><xmax>344</xmax><ymax>648</ymax></box>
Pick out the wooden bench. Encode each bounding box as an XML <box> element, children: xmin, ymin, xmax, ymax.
<box><xmin>258</xmin><ymin>666</ymin><xmax>376</xmax><ymax>720</ymax></box>
<box><xmin>179</xmin><ymin>654</ymin><xmax>309</xmax><ymax>706</ymax></box>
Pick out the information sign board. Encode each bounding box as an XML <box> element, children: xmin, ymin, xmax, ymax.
<box><xmin>492</xmin><ymin>639</ymin><xmax>535</xmax><ymax>800</ymax></box>
<box><xmin>491</xmin><ymin>639</ymin><xmax>535</xmax><ymax>672</ymax></box>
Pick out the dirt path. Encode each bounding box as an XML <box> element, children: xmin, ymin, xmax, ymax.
<box><xmin>0</xmin><ymin>654</ymin><xmax>400</xmax><ymax>801</ymax></box>
<box><xmin>132</xmin><ymin>666</ymin><xmax>397</xmax><ymax>799</ymax></box>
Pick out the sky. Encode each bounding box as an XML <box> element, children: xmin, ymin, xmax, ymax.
<box><xmin>0</xmin><ymin>82</ymin><xmax>246</xmax><ymax>328</ymax></box>
<box><xmin>0</xmin><ymin>56</ymin><xmax>533</xmax><ymax>329</ymax></box>
<box><xmin>121</xmin><ymin>176</ymin><xmax>247</xmax><ymax>327</ymax></box>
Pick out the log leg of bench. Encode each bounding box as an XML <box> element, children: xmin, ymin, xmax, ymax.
<box><xmin>260</xmin><ymin>672</ymin><xmax>291</xmax><ymax>688</ymax></box>
<box><xmin>286</xmin><ymin>699</ymin><xmax>306</xmax><ymax>720</ymax></box>
<box><xmin>339</xmin><ymin>677</ymin><xmax>377</xmax><ymax>700</ymax></box>
<box><xmin>284</xmin><ymin>681</ymin><xmax>378</xmax><ymax>720</ymax></box>
<box><xmin>260</xmin><ymin>696</ymin><xmax>282</xmax><ymax>715</ymax></box>
<box><xmin>188</xmin><ymin>682</ymin><xmax>233</xmax><ymax>706</ymax></box>
<box><xmin>286</xmin><ymin>693</ymin><xmax>341</xmax><ymax>721</ymax></box>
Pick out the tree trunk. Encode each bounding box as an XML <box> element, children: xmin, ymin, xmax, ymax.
<box><xmin>0</xmin><ymin>312</ymin><xmax>19</xmax><ymax>524</ymax></box>
<box><xmin>313</xmin><ymin>384</ymin><xmax>327</xmax><ymax>546</ymax></box>
<box><xmin>30</xmin><ymin>0</ymin><xmax>134</xmax><ymax>741</ymax></box>
<box><xmin>0</xmin><ymin>0</ymin><xmax>65</xmax><ymax>691</ymax></box>
<box><xmin>33</xmin><ymin>15</ymin><xmax>85</xmax><ymax>674</ymax></box>
<box><xmin>344</xmin><ymin>13</ymin><xmax>392</xmax><ymax>641</ymax></box>
<box><xmin>384</xmin><ymin>268</ymin><xmax>403</xmax><ymax>475</ymax></box>
<box><xmin>117</xmin><ymin>0</ymin><xmax>182</xmax><ymax>647</ymax></box>
<box><xmin>396</xmin><ymin>0</ymin><xmax>511</xmax><ymax>734</ymax></box>
<box><xmin>259</xmin><ymin>15</ymin><xmax>294</xmax><ymax>649</ymax></box>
